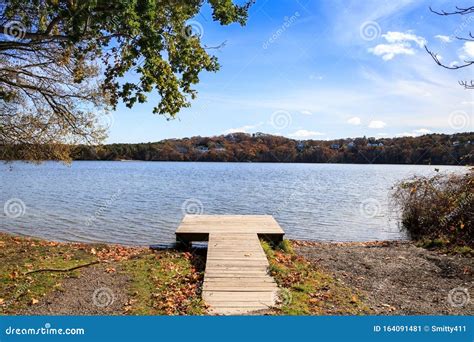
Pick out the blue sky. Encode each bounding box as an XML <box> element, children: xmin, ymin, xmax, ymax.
<box><xmin>107</xmin><ymin>0</ymin><xmax>474</xmax><ymax>143</ymax></box>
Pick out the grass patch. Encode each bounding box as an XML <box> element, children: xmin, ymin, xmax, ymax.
<box><xmin>261</xmin><ymin>240</ymin><xmax>372</xmax><ymax>315</ymax></box>
<box><xmin>0</xmin><ymin>233</ymin><xmax>95</xmax><ymax>313</ymax></box>
<box><xmin>0</xmin><ymin>233</ymin><xmax>206</xmax><ymax>315</ymax></box>
<box><xmin>417</xmin><ymin>239</ymin><xmax>474</xmax><ymax>256</ymax></box>
<box><xmin>120</xmin><ymin>250</ymin><xmax>207</xmax><ymax>315</ymax></box>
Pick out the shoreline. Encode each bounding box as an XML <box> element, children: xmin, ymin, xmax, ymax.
<box><xmin>2</xmin><ymin>160</ymin><xmax>472</xmax><ymax>166</ymax></box>
<box><xmin>0</xmin><ymin>232</ymin><xmax>472</xmax><ymax>316</ymax></box>
<box><xmin>1</xmin><ymin>229</ymin><xmax>411</xmax><ymax>248</ymax></box>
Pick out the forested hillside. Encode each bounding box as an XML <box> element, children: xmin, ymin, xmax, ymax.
<box><xmin>70</xmin><ymin>132</ymin><xmax>474</xmax><ymax>165</ymax></box>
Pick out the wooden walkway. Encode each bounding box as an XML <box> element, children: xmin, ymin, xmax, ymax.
<box><xmin>175</xmin><ymin>215</ymin><xmax>285</xmax><ymax>315</ymax></box>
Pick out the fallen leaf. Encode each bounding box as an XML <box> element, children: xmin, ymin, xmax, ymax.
<box><xmin>30</xmin><ymin>298</ymin><xmax>39</xmax><ymax>305</ymax></box>
<box><xmin>105</xmin><ymin>267</ymin><xmax>116</xmax><ymax>274</ymax></box>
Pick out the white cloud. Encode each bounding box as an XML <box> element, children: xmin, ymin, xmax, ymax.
<box><xmin>462</xmin><ymin>41</ymin><xmax>474</xmax><ymax>58</ymax></box>
<box><xmin>223</xmin><ymin>124</ymin><xmax>261</xmax><ymax>134</ymax></box>
<box><xmin>396</xmin><ymin>132</ymin><xmax>416</xmax><ymax>137</ymax></box>
<box><xmin>369</xmin><ymin>31</ymin><xmax>426</xmax><ymax>60</ymax></box>
<box><xmin>382</xmin><ymin>31</ymin><xmax>426</xmax><ymax>48</ymax></box>
<box><xmin>434</xmin><ymin>35</ymin><xmax>453</xmax><ymax>43</ymax></box>
<box><xmin>300</xmin><ymin>110</ymin><xmax>313</xmax><ymax>115</ymax></box>
<box><xmin>377</xmin><ymin>133</ymin><xmax>388</xmax><ymax>136</ymax></box>
<box><xmin>368</xmin><ymin>120</ymin><xmax>387</xmax><ymax>128</ymax></box>
<box><xmin>288</xmin><ymin>129</ymin><xmax>325</xmax><ymax>138</ymax></box>
<box><xmin>369</xmin><ymin>43</ymin><xmax>415</xmax><ymax>60</ymax></box>
<box><xmin>413</xmin><ymin>128</ymin><xmax>431</xmax><ymax>134</ymax></box>
<box><xmin>449</xmin><ymin>61</ymin><xmax>459</xmax><ymax>68</ymax></box>
<box><xmin>396</xmin><ymin>128</ymin><xmax>431</xmax><ymax>137</ymax></box>
<box><xmin>347</xmin><ymin>116</ymin><xmax>361</xmax><ymax>125</ymax></box>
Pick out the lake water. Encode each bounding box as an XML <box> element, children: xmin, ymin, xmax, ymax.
<box><xmin>0</xmin><ymin>162</ymin><xmax>468</xmax><ymax>245</ymax></box>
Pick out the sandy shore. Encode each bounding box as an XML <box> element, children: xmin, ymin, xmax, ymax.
<box><xmin>294</xmin><ymin>240</ymin><xmax>473</xmax><ymax>315</ymax></box>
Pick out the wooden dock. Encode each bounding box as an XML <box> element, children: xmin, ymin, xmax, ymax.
<box><xmin>175</xmin><ymin>215</ymin><xmax>285</xmax><ymax>315</ymax></box>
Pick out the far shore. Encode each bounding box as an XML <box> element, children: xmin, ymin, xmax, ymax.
<box><xmin>0</xmin><ymin>232</ymin><xmax>472</xmax><ymax>316</ymax></box>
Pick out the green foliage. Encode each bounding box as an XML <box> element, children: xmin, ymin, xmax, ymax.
<box><xmin>393</xmin><ymin>169</ymin><xmax>474</xmax><ymax>248</ymax></box>
<box><xmin>277</xmin><ymin>240</ymin><xmax>294</xmax><ymax>254</ymax></box>
<box><xmin>1</xmin><ymin>0</ymin><xmax>251</xmax><ymax>117</ymax></box>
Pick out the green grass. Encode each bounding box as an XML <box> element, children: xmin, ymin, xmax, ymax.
<box><xmin>120</xmin><ymin>250</ymin><xmax>206</xmax><ymax>315</ymax></box>
<box><xmin>0</xmin><ymin>233</ymin><xmax>206</xmax><ymax>315</ymax></box>
<box><xmin>0</xmin><ymin>233</ymin><xmax>95</xmax><ymax>313</ymax></box>
<box><xmin>262</xmin><ymin>240</ymin><xmax>372</xmax><ymax>315</ymax></box>
<box><xmin>417</xmin><ymin>238</ymin><xmax>474</xmax><ymax>256</ymax></box>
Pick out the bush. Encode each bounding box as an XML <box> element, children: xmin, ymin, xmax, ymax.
<box><xmin>393</xmin><ymin>169</ymin><xmax>473</xmax><ymax>248</ymax></box>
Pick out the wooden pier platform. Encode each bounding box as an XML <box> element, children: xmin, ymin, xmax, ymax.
<box><xmin>175</xmin><ymin>215</ymin><xmax>285</xmax><ymax>315</ymax></box>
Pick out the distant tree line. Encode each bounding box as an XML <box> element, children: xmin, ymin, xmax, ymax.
<box><xmin>65</xmin><ymin>132</ymin><xmax>474</xmax><ymax>165</ymax></box>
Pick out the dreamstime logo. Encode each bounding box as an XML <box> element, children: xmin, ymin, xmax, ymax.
<box><xmin>359</xmin><ymin>21</ymin><xmax>381</xmax><ymax>41</ymax></box>
<box><xmin>270</xmin><ymin>110</ymin><xmax>292</xmax><ymax>130</ymax></box>
<box><xmin>97</xmin><ymin>110</ymin><xmax>115</xmax><ymax>130</ymax></box>
<box><xmin>92</xmin><ymin>287</ymin><xmax>115</xmax><ymax>308</ymax></box>
<box><xmin>448</xmin><ymin>111</ymin><xmax>471</xmax><ymax>130</ymax></box>
<box><xmin>182</xmin><ymin>20</ymin><xmax>204</xmax><ymax>40</ymax></box>
<box><xmin>181</xmin><ymin>198</ymin><xmax>204</xmax><ymax>215</ymax></box>
<box><xmin>4</xmin><ymin>198</ymin><xmax>26</xmax><ymax>218</ymax></box>
<box><xmin>3</xmin><ymin>21</ymin><xmax>26</xmax><ymax>41</ymax></box>
<box><xmin>359</xmin><ymin>198</ymin><xmax>381</xmax><ymax>218</ymax></box>
<box><xmin>448</xmin><ymin>287</ymin><xmax>470</xmax><ymax>308</ymax></box>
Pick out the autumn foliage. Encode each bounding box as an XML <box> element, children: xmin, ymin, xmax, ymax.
<box><xmin>68</xmin><ymin>132</ymin><xmax>474</xmax><ymax>165</ymax></box>
<box><xmin>393</xmin><ymin>169</ymin><xmax>474</xmax><ymax>248</ymax></box>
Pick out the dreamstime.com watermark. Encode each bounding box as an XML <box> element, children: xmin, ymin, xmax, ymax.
<box><xmin>4</xmin><ymin>198</ymin><xmax>26</xmax><ymax>218</ymax></box>
<box><xmin>2</xmin><ymin>20</ymin><xmax>26</xmax><ymax>41</ymax></box>
<box><xmin>359</xmin><ymin>198</ymin><xmax>381</xmax><ymax>218</ymax></box>
<box><xmin>448</xmin><ymin>287</ymin><xmax>471</xmax><ymax>308</ymax></box>
<box><xmin>182</xmin><ymin>20</ymin><xmax>204</xmax><ymax>40</ymax></box>
<box><xmin>359</xmin><ymin>21</ymin><xmax>381</xmax><ymax>41</ymax></box>
<box><xmin>4</xmin><ymin>323</ymin><xmax>85</xmax><ymax>336</ymax></box>
<box><xmin>92</xmin><ymin>287</ymin><xmax>115</xmax><ymax>308</ymax></box>
<box><xmin>181</xmin><ymin>198</ymin><xmax>204</xmax><ymax>215</ymax></box>
<box><xmin>270</xmin><ymin>110</ymin><xmax>292</xmax><ymax>130</ymax></box>
<box><xmin>440</xmin><ymin>192</ymin><xmax>473</xmax><ymax>227</ymax></box>
<box><xmin>263</xmin><ymin>12</ymin><xmax>300</xmax><ymax>49</ymax></box>
<box><xmin>85</xmin><ymin>189</ymin><xmax>122</xmax><ymax>227</ymax></box>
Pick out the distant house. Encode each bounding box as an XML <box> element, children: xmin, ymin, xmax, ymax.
<box><xmin>214</xmin><ymin>143</ymin><xmax>226</xmax><ymax>152</ymax></box>
<box><xmin>367</xmin><ymin>142</ymin><xmax>384</xmax><ymax>147</ymax></box>
<box><xmin>252</xmin><ymin>132</ymin><xmax>267</xmax><ymax>138</ymax></box>
<box><xmin>347</xmin><ymin>142</ymin><xmax>356</xmax><ymax>148</ymax></box>
<box><xmin>330</xmin><ymin>144</ymin><xmax>340</xmax><ymax>150</ymax></box>
<box><xmin>225</xmin><ymin>134</ymin><xmax>236</xmax><ymax>142</ymax></box>
<box><xmin>176</xmin><ymin>146</ymin><xmax>188</xmax><ymax>154</ymax></box>
<box><xmin>296</xmin><ymin>141</ymin><xmax>305</xmax><ymax>152</ymax></box>
<box><xmin>452</xmin><ymin>141</ymin><xmax>460</xmax><ymax>146</ymax></box>
<box><xmin>196</xmin><ymin>146</ymin><xmax>209</xmax><ymax>153</ymax></box>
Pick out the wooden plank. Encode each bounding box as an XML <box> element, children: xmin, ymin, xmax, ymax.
<box><xmin>203</xmin><ymin>291</ymin><xmax>276</xmax><ymax>302</ymax></box>
<box><xmin>174</xmin><ymin>214</ymin><xmax>284</xmax><ymax>315</ymax></box>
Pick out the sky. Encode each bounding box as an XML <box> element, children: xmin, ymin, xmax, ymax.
<box><xmin>106</xmin><ymin>0</ymin><xmax>474</xmax><ymax>143</ymax></box>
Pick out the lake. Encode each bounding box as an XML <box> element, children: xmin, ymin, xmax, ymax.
<box><xmin>0</xmin><ymin>162</ymin><xmax>468</xmax><ymax>245</ymax></box>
